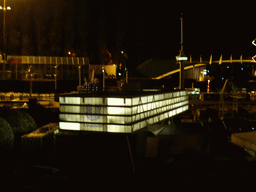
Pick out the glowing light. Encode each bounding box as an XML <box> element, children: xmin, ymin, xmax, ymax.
<box><xmin>207</xmin><ymin>80</ymin><xmax>210</xmax><ymax>93</ymax></box>
<box><xmin>252</xmin><ymin>39</ymin><xmax>256</xmax><ymax>63</ymax></box>
<box><xmin>176</xmin><ymin>56</ymin><xmax>188</xmax><ymax>61</ymax></box>
<box><xmin>253</xmin><ymin>55</ymin><xmax>256</xmax><ymax>63</ymax></box>
<box><xmin>7</xmin><ymin>6</ymin><xmax>11</xmax><ymax>10</ymax></box>
<box><xmin>108</xmin><ymin>107</ymin><xmax>125</xmax><ymax>115</ymax></box>
<box><xmin>59</xmin><ymin>91</ymin><xmax>189</xmax><ymax>132</ymax></box>
<box><xmin>59</xmin><ymin>122</ymin><xmax>80</xmax><ymax>130</ymax></box>
<box><xmin>252</xmin><ymin>40</ymin><xmax>256</xmax><ymax>46</ymax></box>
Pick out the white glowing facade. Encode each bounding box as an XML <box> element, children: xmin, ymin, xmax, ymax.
<box><xmin>59</xmin><ymin>91</ymin><xmax>189</xmax><ymax>133</ymax></box>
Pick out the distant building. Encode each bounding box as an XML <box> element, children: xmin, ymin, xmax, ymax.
<box><xmin>0</xmin><ymin>55</ymin><xmax>89</xmax><ymax>81</ymax></box>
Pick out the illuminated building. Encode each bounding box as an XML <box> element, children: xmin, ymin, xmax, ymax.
<box><xmin>59</xmin><ymin>90</ymin><xmax>189</xmax><ymax>133</ymax></box>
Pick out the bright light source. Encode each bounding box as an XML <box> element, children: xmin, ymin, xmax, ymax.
<box><xmin>241</xmin><ymin>68</ymin><xmax>243</xmax><ymax>70</ymax></box>
<box><xmin>176</xmin><ymin>56</ymin><xmax>188</xmax><ymax>61</ymax></box>
<box><xmin>68</xmin><ymin>51</ymin><xmax>71</xmax><ymax>55</ymax></box>
<box><xmin>253</xmin><ymin>55</ymin><xmax>256</xmax><ymax>63</ymax></box>
<box><xmin>227</xmin><ymin>66</ymin><xmax>229</xmax><ymax>68</ymax></box>
<box><xmin>252</xmin><ymin>39</ymin><xmax>256</xmax><ymax>62</ymax></box>
<box><xmin>121</xmin><ymin>51</ymin><xmax>124</xmax><ymax>54</ymax></box>
<box><xmin>252</xmin><ymin>40</ymin><xmax>256</xmax><ymax>46</ymax></box>
<box><xmin>59</xmin><ymin>122</ymin><xmax>80</xmax><ymax>130</ymax></box>
<box><xmin>7</xmin><ymin>6</ymin><xmax>11</xmax><ymax>10</ymax></box>
<box><xmin>59</xmin><ymin>91</ymin><xmax>189</xmax><ymax>133</ymax></box>
<box><xmin>0</xmin><ymin>6</ymin><xmax>2</xmax><ymax>9</ymax></box>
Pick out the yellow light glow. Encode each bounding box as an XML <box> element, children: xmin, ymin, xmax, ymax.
<box><xmin>107</xmin><ymin>97</ymin><xmax>120</xmax><ymax>105</ymax></box>
<box><xmin>252</xmin><ymin>40</ymin><xmax>256</xmax><ymax>46</ymax></box>
<box><xmin>252</xmin><ymin>40</ymin><xmax>256</xmax><ymax>63</ymax></box>
<box><xmin>59</xmin><ymin>91</ymin><xmax>189</xmax><ymax>133</ymax></box>
<box><xmin>107</xmin><ymin>125</ymin><xmax>131</xmax><ymax>133</ymax></box>
<box><xmin>253</xmin><ymin>55</ymin><xmax>256</xmax><ymax>63</ymax></box>
<box><xmin>108</xmin><ymin>107</ymin><xmax>125</xmax><ymax>115</ymax></box>
<box><xmin>59</xmin><ymin>122</ymin><xmax>80</xmax><ymax>130</ymax></box>
<box><xmin>132</xmin><ymin>97</ymin><xmax>139</xmax><ymax>105</ymax></box>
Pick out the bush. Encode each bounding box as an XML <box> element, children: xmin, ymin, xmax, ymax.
<box><xmin>0</xmin><ymin>117</ymin><xmax>14</xmax><ymax>152</ymax></box>
<box><xmin>0</xmin><ymin>107</ymin><xmax>37</xmax><ymax>135</ymax></box>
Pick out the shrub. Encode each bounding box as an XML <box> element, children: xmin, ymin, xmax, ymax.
<box><xmin>0</xmin><ymin>117</ymin><xmax>14</xmax><ymax>151</ymax></box>
<box><xmin>0</xmin><ymin>107</ymin><xmax>37</xmax><ymax>135</ymax></box>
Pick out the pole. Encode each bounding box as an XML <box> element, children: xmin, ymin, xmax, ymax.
<box><xmin>192</xmin><ymin>64</ymin><xmax>195</xmax><ymax>79</ymax></box>
<box><xmin>30</xmin><ymin>76</ymin><xmax>32</xmax><ymax>97</ymax></box>
<box><xmin>78</xmin><ymin>65</ymin><xmax>81</xmax><ymax>86</ymax></box>
<box><xmin>179</xmin><ymin>13</ymin><xmax>184</xmax><ymax>90</ymax></box>
<box><xmin>179</xmin><ymin>61</ymin><xmax>184</xmax><ymax>90</ymax></box>
<box><xmin>102</xmin><ymin>64</ymin><xmax>105</xmax><ymax>91</ymax></box>
<box><xmin>2</xmin><ymin>0</ymin><xmax>6</xmax><ymax>79</ymax></box>
<box><xmin>180</xmin><ymin>13</ymin><xmax>183</xmax><ymax>52</ymax></box>
<box><xmin>55</xmin><ymin>65</ymin><xmax>58</xmax><ymax>90</ymax></box>
<box><xmin>126</xmin><ymin>68</ymin><xmax>128</xmax><ymax>83</ymax></box>
<box><xmin>207</xmin><ymin>80</ymin><xmax>210</xmax><ymax>93</ymax></box>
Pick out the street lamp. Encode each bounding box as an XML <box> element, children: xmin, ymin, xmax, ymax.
<box><xmin>0</xmin><ymin>0</ymin><xmax>11</xmax><ymax>79</ymax></box>
<box><xmin>176</xmin><ymin>13</ymin><xmax>188</xmax><ymax>90</ymax></box>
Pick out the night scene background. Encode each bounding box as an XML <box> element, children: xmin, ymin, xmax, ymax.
<box><xmin>1</xmin><ymin>0</ymin><xmax>256</xmax><ymax>188</ymax></box>
<box><xmin>2</xmin><ymin>0</ymin><xmax>256</xmax><ymax>68</ymax></box>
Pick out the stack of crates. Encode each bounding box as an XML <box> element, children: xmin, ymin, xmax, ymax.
<box><xmin>21</xmin><ymin>123</ymin><xmax>59</xmax><ymax>159</ymax></box>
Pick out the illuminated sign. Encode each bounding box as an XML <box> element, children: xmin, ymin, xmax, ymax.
<box><xmin>176</xmin><ymin>56</ymin><xmax>188</xmax><ymax>61</ymax></box>
<box><xmin>252</xmin><ymin>39</ymin><xmax>256</xmax><ymax>62</ymax></box>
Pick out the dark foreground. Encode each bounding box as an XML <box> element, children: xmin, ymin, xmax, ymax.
<box><xmin>1</xmin><ymin>123</ymin><xmax>256</xmax><ymax>190</ymax></box>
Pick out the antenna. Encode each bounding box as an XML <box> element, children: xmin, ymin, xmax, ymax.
<box><xmin>180</xmin><ymin>13</ymin><xmax>184</xmax><ymax>53</ymax></box>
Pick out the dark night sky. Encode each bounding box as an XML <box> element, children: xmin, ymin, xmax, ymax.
<box><xmin>4</xmin><ymin>0</ymin><xmax>256</xmax><ymax>68</ymax></box>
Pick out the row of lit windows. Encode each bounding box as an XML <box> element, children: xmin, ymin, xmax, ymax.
<box><xmin>59</xmin><ymin>91</ymin><xmax>188</xmax><ymax>106</ymax></box>
<box><xmin>59</xmin><ymin>100</ymin><xmax>189</xmax><ymax>124</ymax></box>
<box><xmin>59</xmin><ymin>105</ymin><xmax>189</xmax><ymax>133</ymax></box>
<box><xmin>59</xmin><ymin>96</ymin><xmax>188</xmax><ymax>115</ymax></box>
<box><xmin>59</xmin><ymin>91</ymin><xmax>189</xmax><ymax>133</ymax></box>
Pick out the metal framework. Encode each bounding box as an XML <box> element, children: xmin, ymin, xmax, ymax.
<box><xmin>154</xmin><ymin>54</ymin><xmax>255</xmax><ymax>80</ymax></box>
<box><xmin>1</xmin><ymin>55</ymin><xmax>89</xmax><ymax>90</ymax></box>
<box><xmin>219</xmin><ymin>79</ymin><xmax>245</xmax><ymax>119</ymax></box>
<box><xmin>6</xmin><ymin>55</ymin><xmax>89</xmax><ymax>65</ymax></box>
